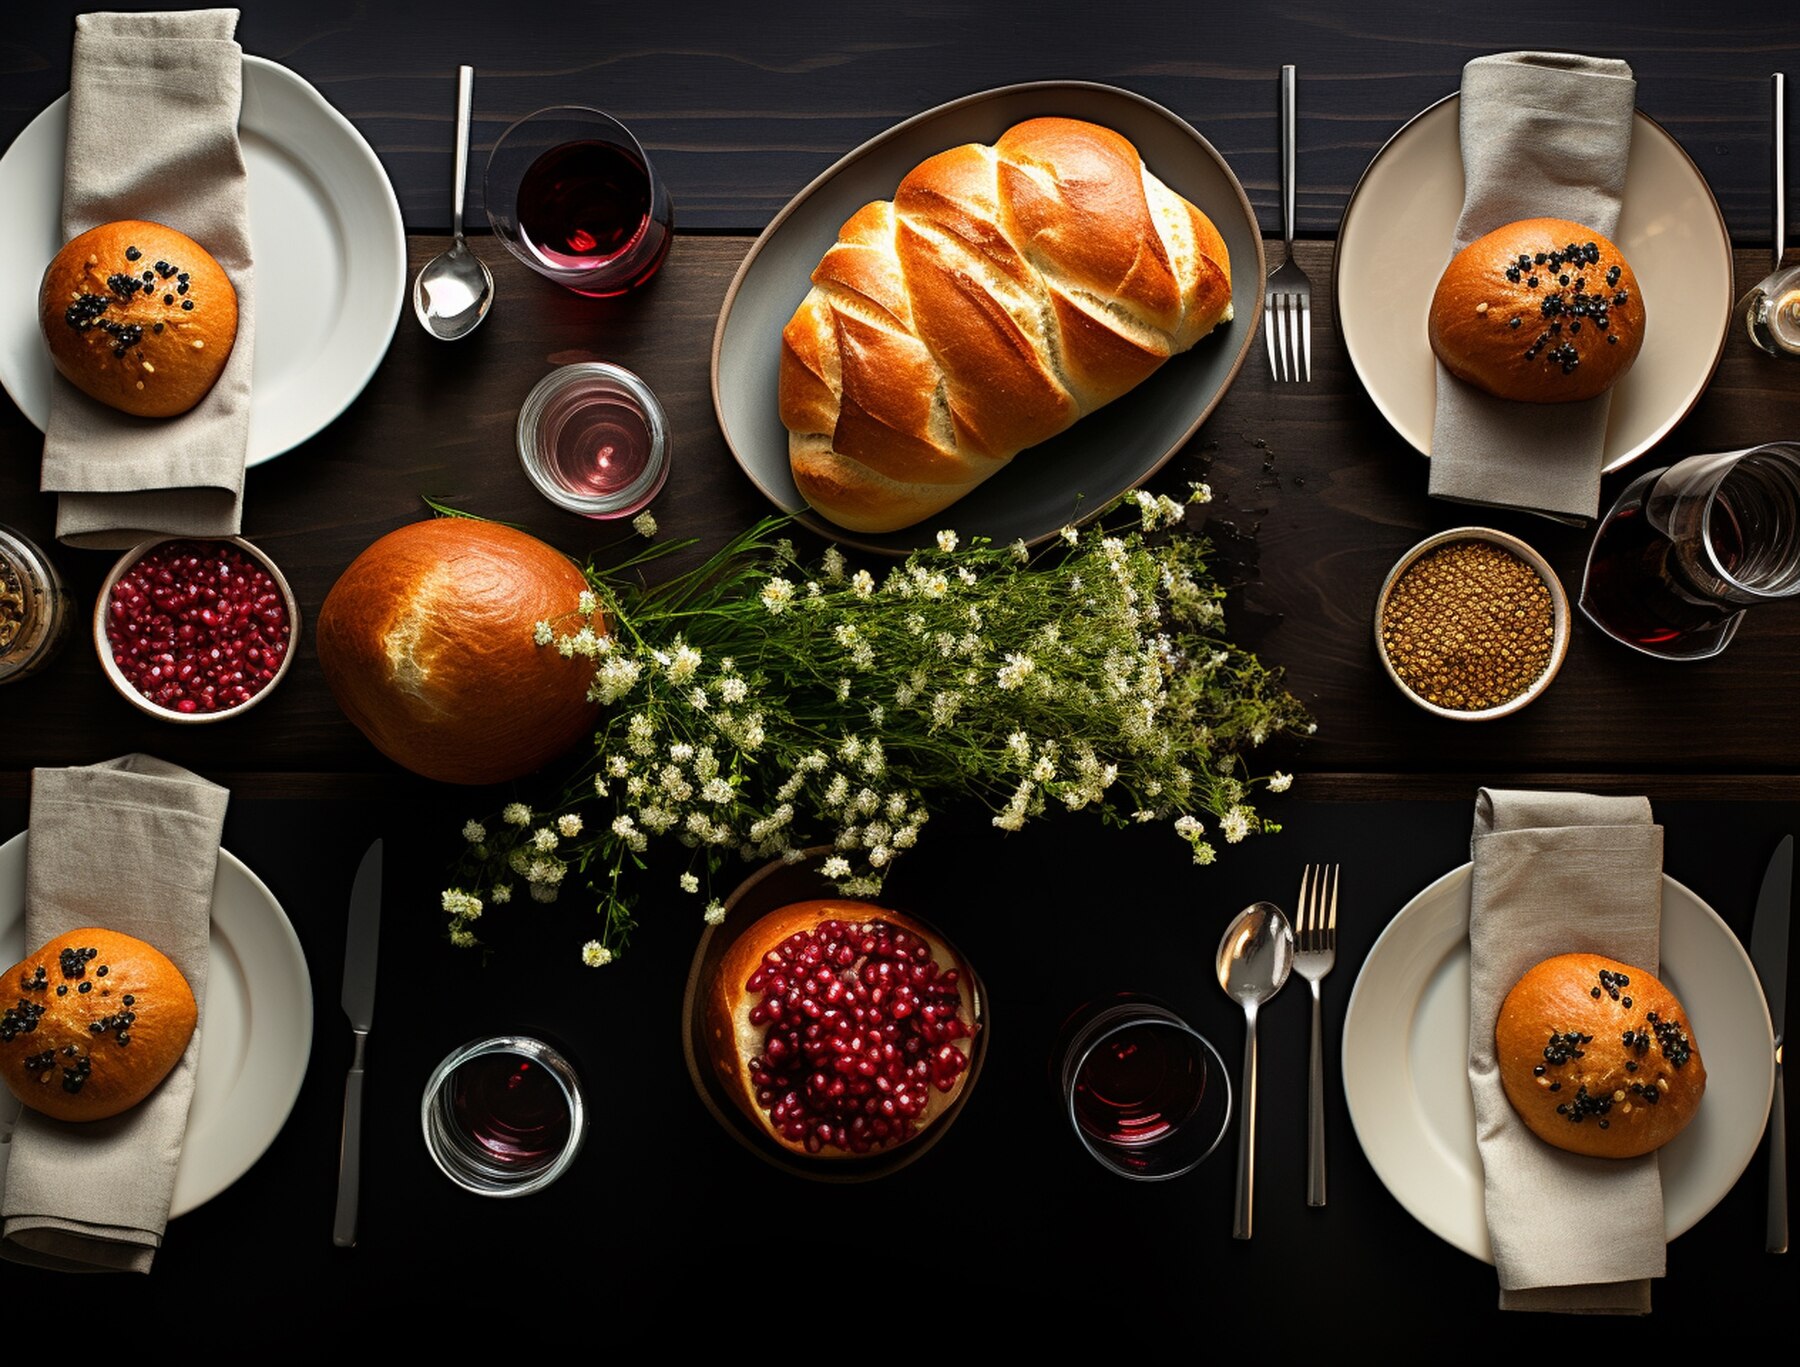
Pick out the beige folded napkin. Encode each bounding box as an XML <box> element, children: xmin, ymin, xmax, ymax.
<box><xmin>1468</xmin><ymin>788</ymin><xmax>1665</xmax><ymax>1313</ymax></box>
<box><xmin>40</xmin><ymin>9</ymin><xmax>254</xmax><ymax>549</ymax></box>
<box><xmin>0</xmin><ymin>755</ymin><xmax>228</xmax><ymax>1273</ymax></box>
<box><xmin>1428</xmin><ymin>51</ymin><xmax>1637</xmax><ymax>523</ymax></box>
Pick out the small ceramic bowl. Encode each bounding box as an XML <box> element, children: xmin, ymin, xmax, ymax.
<box><xmin>93</xmin><ymin>536</ymin><xmax>302</xmax><ymax>724</ymax></box>
<box><xmin>1373</xmin><ymin>526</ymin><xmax>1571</xmax><ymax>721</ymax></box>
<box><xmin>681</xmin><ymin>847</ymin><xmax>989</xmax><ymax>1183</ymax></box>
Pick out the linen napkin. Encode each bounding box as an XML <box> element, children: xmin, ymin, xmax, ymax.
<box><xmin>40</xmin><ymin>9</ymin><xmax>254</xmax><ymax>549</ymax></box>
<box><xmin>0</xmin><ymin>755</ymin><xmax>228</xmax><ymax>1274</ymax></box>
<box><xmin>1427</xmin><ymin>51</ymin><xmax>1637</xmax><ymax>523</ymax></box>
<box><xmin>1468</xmin><ymin>788</ymin><xmax>1665</xmax><ymax>1314</ymax></box>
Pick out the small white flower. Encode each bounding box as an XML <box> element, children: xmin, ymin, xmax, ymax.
<box><xmin>531</xmin><ymin>827</ymin><xmax>559</xmax><ymax>852</ymax></box>
<box><xmin>1267</xmin><ymin>772</ymin><xmax>1294</xmax><ymax>794</ymax></box>
<box><xmin>577</xmin><ymin>589</ymin><xmax>599</xmax><ymax>616</ymax></box>
<box><xmin>490</xmin><ymin>885</ymin><xmax>512</xmax><ymax>905</ymax></box>
<box><xmin>1060</xmin><ymin>525</ymin><xmax>1079</xmax><ymax>546</ymax></box>
<box><xmin>533</xmin><ymin>620</ymin><xmax>555</xmax><ymax>646</ymax></box>
<box><xmin>450</xmin><ymin>928</ymin><xmax>477</xmax><ymax>948</ymax></box>
<box><xmin>1187</xmin><ymin>480</ymin><xmax>1213</xmax><ymax>505</ymax></box>
<box><xmin>679</xmin><ymin>872</ymin><xmax>700</xmax><ymax>894</ymax></box>
<box><xmin>557</xmin><ymin>813</ymin><xmax>584</xmax><ymax>838</ymax></box>
<box><xmin>701</xmin><ymin>777</ymin><xmax>734</xmax><ymax>804</ymax></box>
<box><xmin>996</xmin><ymin>653</ymin><xmax>1036</xmax><ymax>690</ymax></box>
<box><xmin>669</xmin><ymin>742</ymin><xmax>694</xmax><ymax>765</ymax></box>
<box><xmin>632</xmin><ymin>511</ymin><xmax>658</xmax><ymax>538</ymax></box>
<box><xmin>607</xmin><ymin>754</ymin><xmax>630</xmax><ymax>778</ymax></box>
<box><xmin>461</xmin><ymin>820</ymin><xmax>486</xmax><ymax>844</ymax></box>
<box><xmin>666</xmin><ymin>641</ymin><xmax>703</xmax><ymax>684</ymax></box>
<box><xmin>851</xmin><ymin>569</ymin><xmax>875</xmax><ymax>598</ymax></box>
<box><xmin>1174</xmin><ymin>814</ymin><xmax>1205</xmax><ymax>840</ymax></box>
<box><xmin>822</xmin><ymin>546</ymin><xmax>847</xmax><ymax>581</ymax></box>
<box><xmin>1009</xmin><ymin>539</ymin><xmax>1029</xmax><ymax>563</ymax></box>
<box><xmin>690</xmin><ymin>686</ymin><xmax>711</xmax><ymax>712</ymax></box>
<box><xmin>719</xmin><ymin>675</ymin><xmax>748</xmax><ymax>704</ymax></box>
<box><xmin>760</xmin><ymin>577</ymin><xmax>796</xmax><ymax>614</ymax></box>
<box><xmin>581</xmin><ymin>940</ymin><xmax>614</xmax><ymax>967</ymax></box>
<box><xmin>703</xmin><ymin>900</ymin><xmax>726</xmax><ymax>926</ymax></box>
<box><xmin>918</xmin><ymin>572</ymin><xmax>949</xmax><ymax>600</ymax></box>
<box><xmin>592</xmin><ymin>775</ymin><xmax>610</xmax><ymax>798</ymax></box>
<box><xmin>936</xmin><ymin>529</ymin><xmax>958</xmax><ymax>553</ymax></box>
<box><xmin>502</xmin><ymin>802</ymin><xmax>532</xmax><ymax>827</ymax></box>
<box><xmin>441</xmin><ymin>889</ymin><xmax>483</xmax><ymax>920</ymax></box>
<box><xmin>1192</xmin><ymin>842</ymin><xmax>1217</xmax><ymax>866</ymax></box>
<box><xmin>1220</xmin><ymin>806</ymin><xmax>1253</xmax><ymax>844</ymax></box>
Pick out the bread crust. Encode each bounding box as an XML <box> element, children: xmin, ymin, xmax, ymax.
<box><xmin>1496</xmin><ymin>952</ymin><xmax>1704</xmax><ymax>1159</ymax></box>
<box><xmin>1429</xmin><ymin>217</ymin><xmax>1644</xmax><ymax>403</ymax></box>
<box><xmin>316</xmin><ymin>520</ymin><xmax>599</xmax><ymax>785</ymax></box>
<box><xmin>1</xmin><ymin>927</ymin><xmax>197</xmax><ymax>1122</ymax></box>
<box><xmin>39</xmin><ymin>220</ymin><xmax>238</xmax><ymax>418</ymax></box>
<box><xmin>779</xmin><ymin>117</ymin><xmax>1233</xmax><ymax>534</ymax></box>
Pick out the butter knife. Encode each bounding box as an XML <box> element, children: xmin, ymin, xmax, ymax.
<box><xmin>1753</xmin><ymin>834</ymin><xmax>1790</xmax><ymax>1254</ymax></box>
<box><xmin>333</xmin><ymin>839</ymin><xmax>383</xmax><ymax>1248</ymax></box>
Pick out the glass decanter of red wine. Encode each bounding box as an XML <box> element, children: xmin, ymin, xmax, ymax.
<box><xmin>1580</xmin><ymin>441</ymin><xmax>1800</xmax><ymax>660</ymax></box>
<box><xmin>485</xmin><ymin>107</ymin><xmax>672</xmax><ymax>297</ymax></box>
<box><xmin>1055</xmin><ymin>995</ymin><xmax>1231</xmax><ymax>1181</ymax></box>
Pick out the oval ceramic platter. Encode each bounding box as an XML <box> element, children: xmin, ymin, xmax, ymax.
<box><xmin>711</xmin><ymin>81</ymin><xmax>1265</xmax><ymax>556</ymax></box>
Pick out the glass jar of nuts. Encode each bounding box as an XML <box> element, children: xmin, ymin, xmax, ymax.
<box><xmin>0</xmin><ymin>525</ymin><xmax>72</xmax><ymax>686</ymax></box>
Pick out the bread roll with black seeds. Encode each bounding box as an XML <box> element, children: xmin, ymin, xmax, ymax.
<box><xmin>0</xmin><ymin>927</ymin><xmax>196</xmax><ymax>1122</ymax></box>
<box><xmin>1429</xmin><ymin>217</ymin><xmax>1644</xmax><ymax>403</ymax></box>
<box><xmin>1496</xmin><ymin>952</ymin><xmax>1704</xmax><ymax>1159</ymax></box>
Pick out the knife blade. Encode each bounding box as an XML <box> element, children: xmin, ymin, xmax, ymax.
<box><xmin>1752</xmin><ymin>834</ymin><xmax>1790</xmax><ymax>1255</ymax></box>
<box><xmin>333</xmin><ymin>838</ymin><xmax>383</xmax><ymax>1248</ymax></box>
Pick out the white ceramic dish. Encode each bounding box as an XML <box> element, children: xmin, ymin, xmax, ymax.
<box><xmin>0</xmin><ymin>833</ymin><xmax>313</xmax><ymax>1217</ymax></box>
<box><xmin>1335</xmin><ymin>98</ymin><xmax>1733</xmax><ymax>475</ymax></box>
<box><xmin>1341</xmin><ymin>863</ymin><xmax>1773</xmax><ymax>1263</ymax></box>
<box><xmin>0</xmin><ymin>55</ymin><xmax>406</xmax><ymax>465</ymax></box>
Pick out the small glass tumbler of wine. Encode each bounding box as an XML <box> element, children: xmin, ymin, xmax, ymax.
<box><xmin>1579</xmin><ymin>442</ymin><xmax>1800</xmax><ymax>660</ymax></box>
<box><xmin>485</xmin><ymin>106</ymin><xmax>673</xmax><ymax>296</ymax></box>
<box><xmin>421</xmin><ymin>1036</ymin><xmax>587</xmax><ymax>1197</ymax></box>
<box><xmin>518</xmin><ymin>362</ymin><xmax>670</xmax><ymax>518</ymax></box>
<box><xmin>1055</xmin><ymin>994</ymin><xmax>1231</xmax><ymax>1181</ymax></box>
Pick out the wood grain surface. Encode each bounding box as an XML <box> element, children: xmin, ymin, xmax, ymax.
<box><xmin>3</xmin><ymin>0</ymin><xmax>1796</xmax><ymax>238</ymax></box>
<box><xmin>5</xmin><ymin>237</ymin><xmax>1800</xmax><ymax>788</ymax></box>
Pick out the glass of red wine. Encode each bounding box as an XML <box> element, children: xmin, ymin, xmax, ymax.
<box><xmin>1580</xmin><ymin>442</ymin><xmax>1800</xmax><ymax>660</ymax></box>
<box><xmin>1055</xmin><ymin>994</ymin><xmax>1231</xmax><ymax>1181</ymax></box>
<box><xmin>484</xmin><ymin>106</ymin><xmax>673</xmax><ymax>297</ymax></box>
<box><xmin>421</xmin><ymin>1036</ymin><xmax>587</xmax><ymax>1196</ymax></box>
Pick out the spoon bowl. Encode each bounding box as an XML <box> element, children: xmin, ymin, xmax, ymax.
<box><xmin>1216</xmin><ymin>900</ymin><xmax>1294</xmax><ymax>1239</ymax></box>
<box><xmin>413</xmin><ymin>64</ymin><xmax>494</xmax><ymax>341</ymax></box>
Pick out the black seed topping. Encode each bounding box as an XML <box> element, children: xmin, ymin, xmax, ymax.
<box><xmin>164</xmin><ymin>294</ymin><xmax>175</xmax><ymax>305</ymax></box>
<box><xmin>1509</xmin><ymin>317</ymin><xmax>1521</xmax><ymax>329</ymax></box>
<box><xmin>153</xmin><ymin>322</ymin><xmax>164</xmax><ymax>334</ymax></box>
<box><xmin>1558</xmin><ymin>1083</ymin><xmax>1615</xmax><ymax>1124</ymax></box>
<box><xmin>125</xmin><ymin>245</ymin><xmax>141</xmax><ymax>261</ymax></box>
<box><xmin>1559</xmin><ymin>274</ymin><xmax>1570</xmax><ymax>286</ymax></box>
<box><xmin>23</xmin><ymin>1049</ymin><xmax>55</xmax><ymax>1074</ymax></box>
<box><xmin>1506</xmin><ymin>267</ymin><xmax>1522</xmax><ymax>282</ymax></box>
<box><xmin>77</xmin><ymin>981</ymin><xmax>91</xmax><ymax>994</ymax></box>
<box><xmin>1534</xmin><ymin>1064</ymin><xmax>1546</xmax><ymax>1076</ymax></box>
<box><xmin>1591</xmin><ymin>986</ymin><xmax>1602</xmax><ymax>998</ymax></box>
<box><xmin>1608</xmin><ymin>334</ymin><xmax>1618</xmax><ymax>344</ymax></box>
<box><xmin>1535</xmin><ymin>252</ymin><xmax>1547</xmax><ymax>264</ymax></box>
<box><xmin>1653</xmin><ymin>1018</ymin><xmax>1693</xmax><ymax>1067</ymax></box>
<box><xmin>1614</xmin><ymin>290</ymin><xmax>1629</xmax><ymax>306</ymax></box>
<box><xmin>181</xmin><ymin>300</ymin><xmax>194</xmax><ymax>311</ymax></box>
<box><xmin>122</xmin><ymin>994</ymin><xmax>135</xmax><ymax>1006</ymax></box>
<box><xmin>177</xmin><ymin>280</ymin><xmax>188</xmax><ymax>296</ymax></box>
<box><xmin>1527</xmin><ymin>275</ymin><xmax>1539</xmax><ymax>287</ymax></box>
<box><xmin>55</xmin><ymin>985</ymin><xmax>66</xmax><ymax>997</ymax></box>
<box><xmin>1626</xmin><ymin>1061</ymin><xmax>1638</xmax><ymax>1072</ymax></box>
<box><xmin>1606</xmin><ymin>264</ymin><xmax>1622</xmax><ymax>286</ymax></box>
<box><xmin>95</xmin><ymin>965</ymin><xmax>108</xmax><ymax>978</ymax></box>
<box><xmin>1549</xmin><ymin>1082</ymin><xmax>1562</xmax><ymax>1092</ymax></box>
<box><xmin>1</xmin><ymin>998</ymin><xmax>47</xmax><ymax>1042</ymax></box>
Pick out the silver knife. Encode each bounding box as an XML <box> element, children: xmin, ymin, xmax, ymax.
<box><xmin>333</xmin><ymin>839</ymin><xmax>383</xmax><ymax>1248</ymax></box>
<box><xmin>1753</xmin><ymin>834</ymin><xmax>1790</xmax><ymax>1255</ymax></box>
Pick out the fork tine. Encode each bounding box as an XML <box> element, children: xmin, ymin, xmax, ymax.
<box><xmin>1264</xmin><ymin>304</ymin><xmax>1279</xmax><ymax>381</ymax></box>
<box><xmin>1286</xmin><ymin>296</ymin><xmax>1305</xmax><ymax>385</ymax></box>
<box><xmin>1299</xmin><ymin>301</ymin><xmax>1313</xmax><ymax>383</ymax></box>
<box><xmin>1295</xmin><ymin>864</ymin><xmax>1312</xmax><ymax>946</ymax></box>
<box><xmin>1327</xmin><ymin>863</ymin><xmax>1339</xmax><ymax>946</ymax></box>
<box><xmin>1274</xmin><ymin>299</ymin><xmax>1291</xmax><ymax>382</ymax></box>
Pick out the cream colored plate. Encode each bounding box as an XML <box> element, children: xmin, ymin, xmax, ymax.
<box><xmin>1336</xmin><ymin>98</ymin><xmax>1734</xmax><ymax>473</ymax></box>
<box><xmin>0</xmin><ymin>833</ymin><xmax>313</xmax><ymax>1217</ymax></box>
<box><xmin>1341</xmin><ymin>864</ymin><xmax>1773</xmax><ymax>1263</ymax></box>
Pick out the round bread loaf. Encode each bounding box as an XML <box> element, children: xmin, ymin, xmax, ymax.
<box><xmin>1496</xmin><ymin>952</ymin><xmax>1703</xmax><ymax>1159</ymax></box>
<box><xmin>1428</xmin><ymin>217</ymin><xmax>1644</xmax><ymax>403</ymax></box>
<box><xmin>0</xmin><ymin>927</ymin><xmax>197</xmax><ymax>1122</ymax></box>
<box><xmin>38</xmin><ymin>219</ymin><xmax>238</xmax><ymax>418</ymax></box>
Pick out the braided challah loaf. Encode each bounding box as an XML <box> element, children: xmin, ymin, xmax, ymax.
<box><xmin>779</xmin><ymin>117</ymin><xmax>1233</xmax><ymax>533</ymax></box>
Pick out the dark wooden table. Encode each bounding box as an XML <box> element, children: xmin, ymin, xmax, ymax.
<box><xmin>1</xmin><ymin>0</ymin><xmax>1796</xmax><ymax>1336</ymax></box>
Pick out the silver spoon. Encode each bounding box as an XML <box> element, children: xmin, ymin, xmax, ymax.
<box><xmin>1217</xmin><ymin>901</ymin><xmax>1293</xmax><ymax>1240</ymax></box>
<box><xmin>413</xmin><ymin>65</ymin><xmax>493</xmax><ymax>340</ymax></box>
<box><xmin>1740</xmin><ymin>73</ymin><xmax>1796</xmax><ymax>356</ymax></box>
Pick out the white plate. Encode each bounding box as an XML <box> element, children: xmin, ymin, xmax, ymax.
<box><xmin>1341</xmin><ymin>864</ymin><xmax>1774</xmax><ymax>1263</ymax></box>
<box><xmin>0</xmin><ymin>832</ymin><xmax>313</xmax><ymax>1217</ymax></box>
<box><xmin>1336</xmin><ymin>98</ymin><xmax>1734</xmax><ymax>475</ymax></box>
<box><xmin>0</xmin><ymin>55</ymin><xmax>406</xmax><ymax>466</ymax></box>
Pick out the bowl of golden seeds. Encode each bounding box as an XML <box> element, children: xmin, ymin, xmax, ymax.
<box><xmin>1374</xmin><ymin>528</ymin><xmax>1571</xmax><ymax>720</ymax></box>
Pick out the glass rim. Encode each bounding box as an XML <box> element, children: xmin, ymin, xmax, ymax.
<box><xmin>420</xmin><ymin>1035</ymin><xmax>588</xmax><ymax>1198</ymax></box>
<box><xmin>1061</xmin><ymin>1005</ymin><xmax>1231</xmax><ymax>1183</ymax></box>
<box><xmin>516</xmin><ymin>362</ymin><xmax>671</xmax><ymax>518</ymax></box>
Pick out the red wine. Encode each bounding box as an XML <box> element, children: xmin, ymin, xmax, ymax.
<box><xmin>449</xmin><ymin>1052</ymin><xmax>572</xmax><ymax>1165</ymax></box>
<box><xmin>1583</xmin><ymin>493</ymin><xmax>1742</xmax><ymax>648</ymax></box>
<box><xmin>543</xmin><ymin>387</ymin><xmax>653</xmax><ymax>497</ymax></box>
<box><xmin>516</xmin><ymin>139</ymin><xmax>668</xmax><ymax>285</ymax></box>
<box><xmin>1072</xmin><ymin>1022</ymin><xmax>1208</xmax><ymax>1148</ymax></box>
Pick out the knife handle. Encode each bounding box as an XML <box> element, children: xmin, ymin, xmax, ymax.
<box><xmin>1771</xmin><ymin>1056</ymin><xmax>1787</xmax><ymax>1255</ymax></box>
<box><xmin>333</xmin><ymin>1032</ymin><xmax>368</xmax><ymax>1248</ymax></box>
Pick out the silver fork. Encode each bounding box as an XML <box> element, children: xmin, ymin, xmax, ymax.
<box><xmin>1264</xmin><ymin>64</ymin><xmax>1313</xmax><ymax>382</ymax></box>
<box><xmin>1293</xmin><ymin>863</ymin><xmax>1338</xmax><ymax>1206</ymax></box>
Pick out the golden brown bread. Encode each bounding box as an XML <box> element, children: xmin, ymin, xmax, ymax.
<box><xmin>38</xmin><ymin>220</ymin><xmax>238</xmax><ymax>418</ymax></box>
<box><xmin>1</xmin><ymin>927</ymin><xmax>197</xmax><ymax>1122</ymax></box>
<box><xmin>706</xmin><ymin>899</ymin><xmax>977</xmax><ymax>1158</ymax></box>
<box><xmin>780</xmin><ymin>117</ymin><xmax>1233</xmax><ymax>533</ymax></box>
<box><xmin>1429</xmin><ymin>217</ymin><xmax>1644</xmax><ymax>403</ymax></box>
<box><xmin>316</xmin><ymin>519</ymin><xmax>600</xmax><ymax>786</ymax></box>
<box><xmin>1496</xmin><ymin>952</ymin><xmax>1704</xmax><ymax>1159</ymax></box>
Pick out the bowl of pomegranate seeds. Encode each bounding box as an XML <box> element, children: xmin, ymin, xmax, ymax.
<box><xmin>682</xmin><ymin>847</ymin><xmax>988</xmax><ymax>1181</ymax></box>
<box><xmin>93</xmin><ymin>536</ymin><xmax>300</xmax><ymax>723</ymax></box>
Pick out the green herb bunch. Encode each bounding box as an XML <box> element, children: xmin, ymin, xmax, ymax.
<box><xmin>441</xmin><ymin>490</ymin><xmax>1312</xmax><ymax>966</ymax></box>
